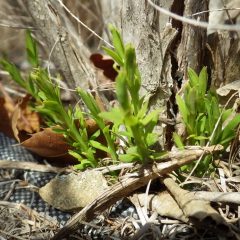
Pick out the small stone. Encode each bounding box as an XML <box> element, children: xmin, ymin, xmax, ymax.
<box><xmin>39</xmin><ymin>170</ymin><xmax>109</xmax><ymax>211</ymax></box>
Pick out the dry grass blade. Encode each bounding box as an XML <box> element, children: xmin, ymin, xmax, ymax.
<box><xmin>0</xmin><ymin>201</ymin><xmax>59</xmax><ymax>240</ymax></box>
<box><xmin>0</xmin><ymin>160</ymin><xmax>72</xmax><ymax>173</ymax></box>
<box><xmin>51</xmin><ymin>145</ymin><xmax>223</xmax><ymax>240</ymax></box>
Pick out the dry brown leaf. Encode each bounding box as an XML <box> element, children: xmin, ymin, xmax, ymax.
<box><xmin>216</xmin><ymin>80</ymin><xmax>240</xmax><ymax>97</ymax></box>
<box><xmin>90</xmin><ymin>53</ymin><xmax>117</xmax><ymax>81</ymax></box>
<box><xmin>13</xmin><ymin>95</ymin><xmax>40</xmax><ymax>136</ymax></box>
<box><xmin>21</xmin><ymin>128</ymin><xmax>70</xmax><ymax>158</ymax></box>
<box><xmin>11</xmin><ymin>102</ymin><xmax>21</xmax><ymax>142</ymax></box>
<box><xmin>135</xmin><ymin>192</ymin><xmax>188</xmax><ymax>222</ymax></box>
<box><xmin>0</xmin><ymin>91</ymin><xmax>40</xmax><ymax>141</ymax></box>
<box><xmin>0</xmin><ymin>97</ymin><xmax>14</xmax><ymax>137</ymax></box>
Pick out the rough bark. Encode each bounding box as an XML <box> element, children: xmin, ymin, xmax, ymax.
<box><xmin>177</xmin><ymin>0</ymin><xmax>208</xmax><ymax>77</ymax></box>
<box><xmin>207</xmin><ymin>0</ymin><xmax>240</xmax><ymax>88</ymax></box>
<box><xmin>121</xmin><ymin>1</ymin><xmax>177</xmax><ymax>105</ymax></box>
<box><xmin>19</xmin><ymin>0</ymin><xmax>95</xmax><ymax>90</ymax></box>
<box><xmin>100</xmin><ymin>0</ymin><xmax>178</xmax><ymax>147</ymax></box>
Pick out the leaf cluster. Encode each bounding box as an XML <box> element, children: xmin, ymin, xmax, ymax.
<box><xmin>1</xmin><ymin>31</ymin><xmax>98</xmax><ymax>169</ymax></box>
<box><xmin>101</xmin><ymin>25</ymin><xmax>161</xmax><ymax>163</ymax></box>
<box><xmin>0</xmin><ymin>27</ymin><xmax>162</xmax><ymax>169</ymax></box>
<box><xmin>174</xmin><ymin>67</ymin><xmax>240</xmax><ymax>175</ymax></box>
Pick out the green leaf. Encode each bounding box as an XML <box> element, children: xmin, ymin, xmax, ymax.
<box><xmin>77</xmin><ymin>88</ymin><xmax>101</xmax><ymax>117</ymax></box>
<box><xmin>116</xmin><ymin>71</ymin><xmax>130</xmax><ymax>111</ymax></box>
<box><xmin>188</xmin><ymin>68</ymin><xmax>199</xmax><ymax>87</ymax></box>
<box><xmin>73</xmin><ymin>159</ymin><xmax>95</xmax><ymax>170</ymax></box>
<box><xmin>221</xmin><ymin>114</ymin><xmax>240</xmax><ymax>143</ymax></box>
<box><xmin>137</xmin><ymin>97</ymin><xmax>149</xmax><ymax>119</ymax></box>
<box><xmin>99</xmin><ymin>107</ymin><xmax>123</xmax><ymax>124</ymax></box>
<box><xmin>27</xmin><ymin>75</ymin><xmax>38</xmax><ymax>98</ymax></box>
<box><xmin>186</xmin><ymin>88</ymin><xmax>196</xmax><ymax>115</ymax></box>
<box><xmin>151</xmin><ymin>151</ymin><xmax>168</xmax><ymax>160</ymax></box>
<box><xmin>26</xmin><ymin>30</ymin><xmax>39</xmax><ymax>67</ymax></box>
<box><xmin>119</xmin><ymin>154</ymin><xmax>138</xmax><ymax>163</ymax></box>
<box><xmin>198</xmin><ymin>66</ymin><xmax>207</xmax><ymax>96</ymax></box>
<box><xmin>119</xmin><ymin>146</ymin><xmax>142</xmax><ymax>163</ymax></box>
<box><xmin>211</xmin><ymin>96</ymin><xmax>220</xmax><ymax>122</ymax></box>
<box><xmin>0</xmin><ymin>59</ymin><xmax>25</xmax><ymax>88</ymax></box>
<box><xmin>109</xmin><ymin>25</ymin><xmax>125</xmax><ymax>60</ymax></box>
<box><xmin>89</xmin><ymin>140</ymin><xmax>110</xmax><ymax>153</ymax></box>
<box><xmin>90</xmin><ymin>129</ymin><xmax>101</xmax><ymax>140</ymax></box>
<box><xmin>192</xmin><ymin>135</ymin><xmax>209</xmax><ymax>141</ymax></box>
<box><xmin>125</xmin><ymin>44</ymin><xmax>136</xmax><ymax>84</ymax></box>
<box><xmin>38</xmin><ymin>91</ymin><xmax>47</xmax><ymax>101</ymax></box>
<box><xmin>141</xmin><ymin>110</ymin><xmax>159</xmax><ymax>126</ymax></box>
<box><xmin>173</xmin><ymin>132</ymin><xmax>184</xmax><ymax>149</ymax></box>
<box><xmin>124</xmin><ymin>115</ymin><xmax>138</xmax><ymax>127</ymax></box>
<box><xmin>222</xmin><ymin>109</ymin><xmax>233</xmax><ymax>122</ymax></box>
<box><xmin>205</xmin><ymin>98</ymin><xmax>214</xmax><ymax>132</ymax></box>
<box><xmin>118</xmin><ymin>130</ymin><xmax>133</xmax><ymax>139</ymax></box>
<box><xmin>52</xmin><ymin>128</ymin><xmax>67</xmax><ymax>134</ymax></box>
<box><xmin>102</xmin><ymin>46</ymin><xmax>123</xmax><ymax>66</ymax></box>
<box><xmin>74</xmin><ymin>105</ymin><xmax>84</xmax><ymax>120</ymax></box>
<box><xmin>146</xmin><ymin>133</ymin><xmax>158</xmax><ymax>146</ymax></box>
<box><xmin>196</xmin><ymin>114</ymin><xmax>207</xmax><ymax>140</ymax></box>
<box><xmin>176</xmin><ymin>95</ymin><xmax>189</xmax><ymax>124</ymax></box>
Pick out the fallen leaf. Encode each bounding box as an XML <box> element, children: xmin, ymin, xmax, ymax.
<box><xmin>11</xmin><ymin>102</ymin><xmax>21</xmax><ymax>142</ymax></box>
<box><xmin>90</xmin><ymin>53</ymin><xmax>117</xmax><ymax>81</ymax></box>
<box><xmin>11</xmin><ymin>95</ymin><xmax>40</xmax><ymax>142</ymax></box>
<box><xmin>17</xmin><ymin>95</ymin><xmax>40</xmax><ymax>133</ymax></box>
<box><xmin>0</xmin><ymin>97</ymin><xmax>14</xmax><ymax>137</ymax></box>
<box><xmin>39</xmin><ymin>171</ymin><xmax>109</xmax><ymax>211</ymax></box>
<box><xmin>134</xmin><ymin>191</ymin><xmax>188</xmax><ymax>222</ymax></box>
<box><xmin>216</xmin><ymin>80</ymin><xmax>240</xmax><ymax>96</ymax></box>
<box><xmin>85</xmin><ymin>118</ymin><xmax>99</xmax><ymax>135</ymax></box>
<box><xmin>21</xmin><ymin>128</ymin><xmax>70</xmax><ymax>157</ymax></box>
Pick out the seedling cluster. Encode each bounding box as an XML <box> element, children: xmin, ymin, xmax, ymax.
<box><xmin>1</xmin><ymin>27</ymin><xmax>240</xmax><ymax>177</ymax></box>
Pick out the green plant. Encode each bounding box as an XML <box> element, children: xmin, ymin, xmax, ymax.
<box><xmin>0</xmin><ymin>27</ymin><xmax>164</xmax><ymax>169</ymax></box>
<box><xmin>77</xmin><ymin>88</ymin><xmax>118</xmax><ymax>163</ymax></box>
<box><xmin>30</xmin><ymin>69</ymin><xmax>98</xmax><ymax>169</ymax></box>
<box><xmin>174</xmin><ymin>67</ymin><xmax>240</xmax><ymax>175</ymax></box>
<box><xmin>1</xmin><ymin>32</ymin><xmax>39</xmax><ymax>100</ymax></box>
<box><xmin>100</xmin><ymin>25</ymin><xmax>161</xmax><ymax>163</ymax></box>
<box><xmin>1</xmin><ymin>31</ymin><xmax>98</xmax><ymax>170</ymax></box>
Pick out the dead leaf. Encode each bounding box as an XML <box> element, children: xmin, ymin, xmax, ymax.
<box><xmin>11</xmin><ymin>102</ymin><xmax>21</xmax><ymax>142</ymax></box>
<box><xmin>135</xmin><ymin>192</ymin><xmax>188</xmax><ymax>222</ymax></box>
<box><xmin>39</xmin><ymin>171</ymin><xmax>109</xmax><ymax>211</ymax></box>
<box><xmin>17</xmin><ymin>95</ymin><xmax>40</xmax><ymax>133</ymax></box>
<box><xmin>216</xmin><ymin>80</ymin><xmax>240</xmax><ymax>96</ymax></box>
<box><xmin>85</xmin><ymin>118</ymin><xmax>99</xmax><ymax>135</ymax></box>
<box><xmin>11</xmin><ymin>96</ymin><xmax>40</xmax><ymax>142</ymax></box>
<box><xmin>21</xmin><ymin>128</ymin><xmax>70</xmax><ymax>157</ymax></box>
<box><xmin>0</xmin><ymin>97</ymin><xmax>14</xmax><ymax>137</ymax></box>
<box><xmin>90</xmin><ymin>53</ymin><xmax>117</xmax><ymax>81</ymax></box>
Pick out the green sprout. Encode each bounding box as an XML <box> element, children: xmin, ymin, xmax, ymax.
<box><xmin>174</xmin><ymin>67</ymin><xmax>240</xmax><ymax>176</ymax></box>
